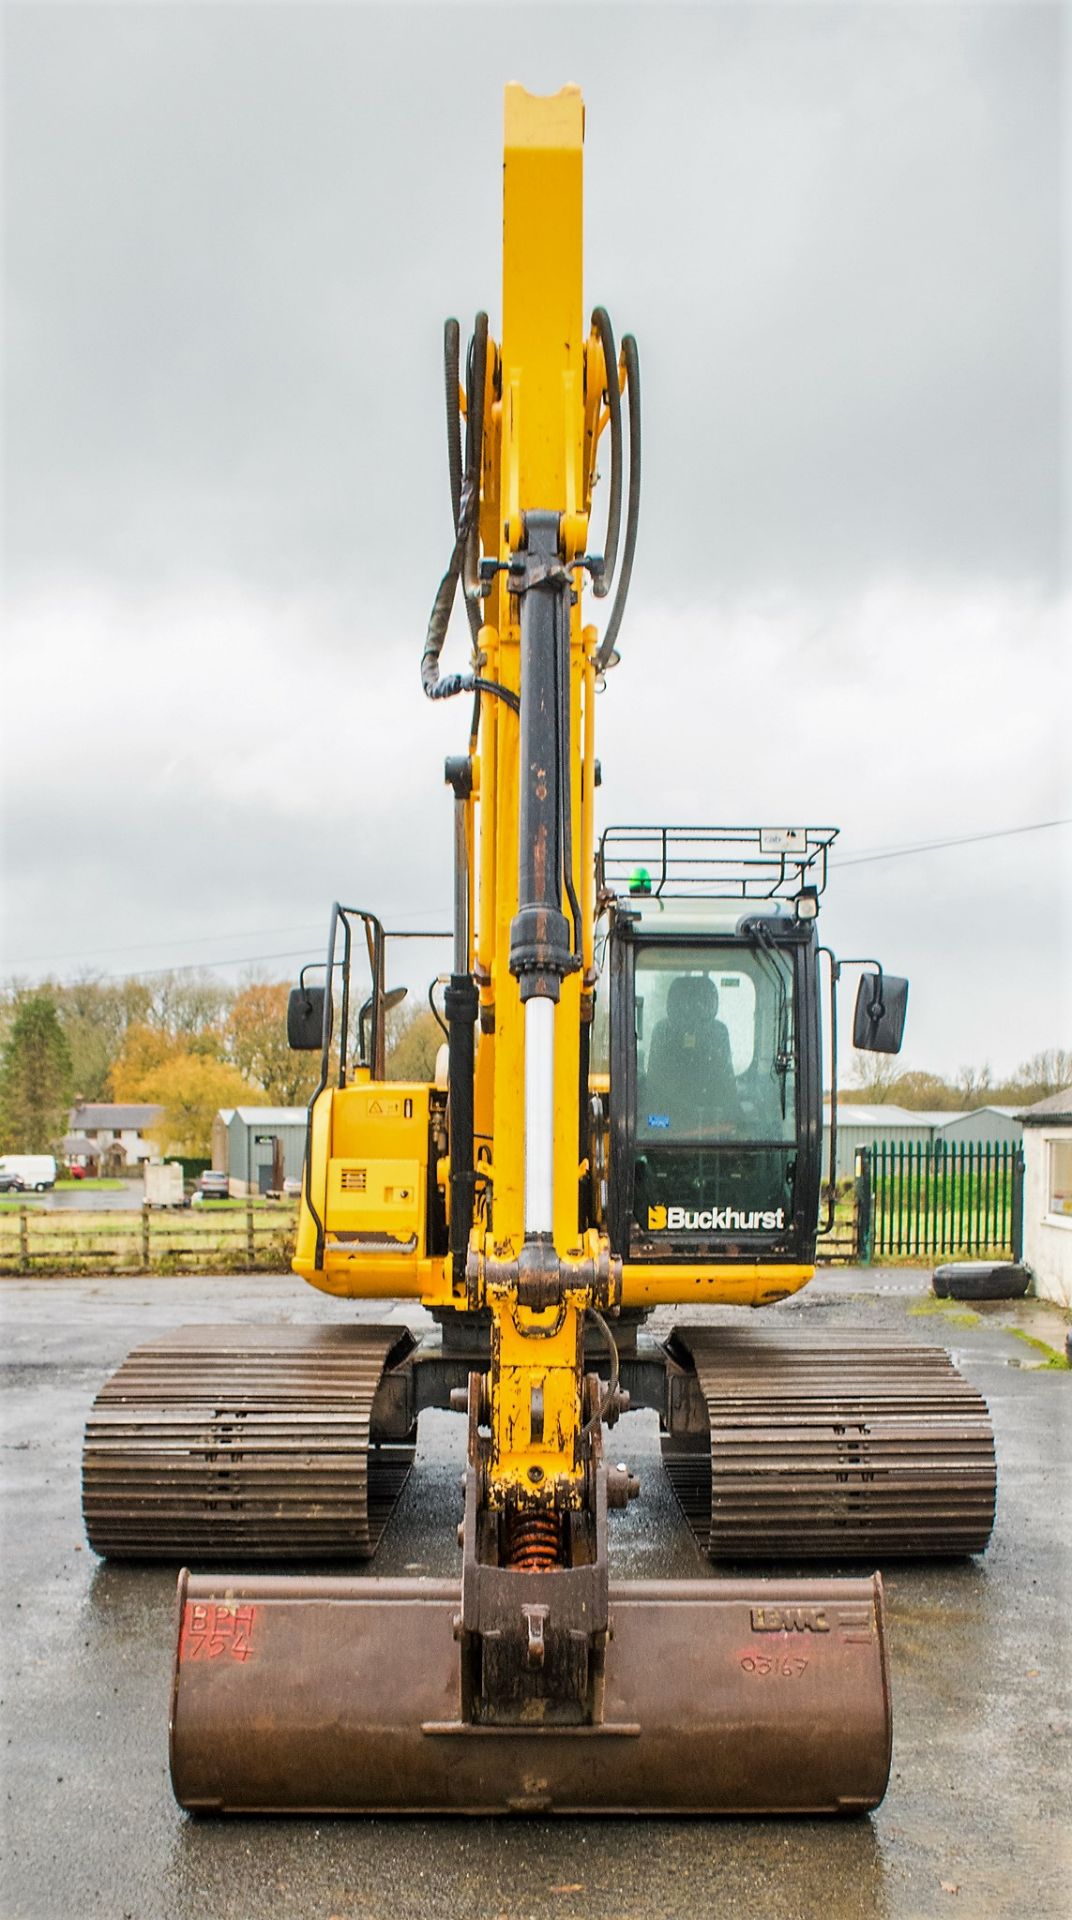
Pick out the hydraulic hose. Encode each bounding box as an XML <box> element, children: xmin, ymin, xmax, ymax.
<box><xmin>462</xmin><ymin>314</ymin><xmax>488</xmax><ymax>637</ymax></box>
<box><xmin>595</xmin><ymin>332</ymin><xmax>641</xmax><ymax>673</ymax></box>
<box><xmin>589</xmin><ymin>307</ymin><xmax>623</xmax><ymax>599</ymax></box>
<box><xmin>423</xmin><ymin>313</ymin><xmax>519</xmax><ymax>713</ymax></box>
<box><xmin>443</xmin><ymin>318</ymin><xmax>462</xmax><ymax>534</ymax></box>
<box><xmin>556</xmin><ymin>593</ymin><xmax>582</xmax><ymax>956</ymax></box>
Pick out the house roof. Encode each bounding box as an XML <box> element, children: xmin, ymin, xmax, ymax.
<box><xmin>1020</xmin><ymin>1086</ymin><xmax>1072</xmax><ymax>1126</ymax></box>
<box><xmin>69</xmin><ymin>1103</ymin><xmax>164</xmax><ymax>1130</ymax></box>
<box><xmin>230</xmin><ymin>1107</ymin><xmax>308</xmax><ymax>1126</ymax></box>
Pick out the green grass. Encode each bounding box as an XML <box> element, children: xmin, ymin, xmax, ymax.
<box><xmin>1010</xmin><ymin>1329</ymin><xmax>1071</xmax><ymax>1371</ymax></box>
<box><xmin>908</xmin><ymin>1298</ymin><xmax>983</xmax><ymax>1329</ymax></box>
<box><xmin>188</xmin><ymin>1196</ymin><xmax>297</xmax><ymax>1211</ymax></box>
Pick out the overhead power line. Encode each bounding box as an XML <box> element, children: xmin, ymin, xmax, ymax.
<box><xmin>833</xmin><ymin>817</ymin><xmax>1070</xmax><ymax>870</ymax></box>
<box><xmin>9</xmin><ymin>922</ymin><xmax>328</xmax><ymax>969</ymax></box>
<box><xmin>6</xmin><ymin>906</ymin><xmax>454</xmax><ymax>978</ymax></box>
<box><xmin>6</xmin><ymin>822</ymin><xmax>1067</xmax><ymax>981</ymax></box>
<box><xmin>49</xmin><ymin>929</ymin><xmax>454</xmax><ymax>986</ymax></box>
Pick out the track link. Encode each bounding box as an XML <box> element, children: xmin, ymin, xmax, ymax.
<box><xmin>662</xmin><ymin>1326</ymin><xmax>996</xmax><ymax>1559</ymax></box>
<box><xmin>83</xmin><ymin>1324</ymin><xmax>414</xmax><ymax>1561</ymax></box>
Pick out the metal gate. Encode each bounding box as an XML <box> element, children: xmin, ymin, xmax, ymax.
<box><xmin>856</xmin><ymin>1141</ymin><xmax>1024</xmax><ymax>1263</ymax></box>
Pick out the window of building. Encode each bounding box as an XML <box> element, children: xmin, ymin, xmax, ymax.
<box><xmin>1048</xmin><ymin>1138</ymin><xmax>1072</xmax><ymax>1219</ymax></box>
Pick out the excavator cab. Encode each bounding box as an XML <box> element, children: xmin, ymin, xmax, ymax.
<box><xmin>594</xmin><ymin>826</ymin><xmax>906</xmax><ymax>1277</ymax></box>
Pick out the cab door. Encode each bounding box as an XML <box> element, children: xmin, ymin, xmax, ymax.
<box><xmin>605</xmin><ymin>927</ymin><xmax>821</xmax><ymax>1264</ymax></box>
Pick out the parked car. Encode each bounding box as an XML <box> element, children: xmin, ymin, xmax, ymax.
<box><xmin>66</xmin><ymin>1164</ymin><xmax>87</xmax><ymax>1180</ymax></box>
<box><xmin>192</xmin><ymin>1170</ymin><xmax>230</xmax><ymax>1205</ymax></box>
<box><xmin>0</xmin><ymin>1171</ymin><xmax>26</xmax><ymax>1193</ymax></box>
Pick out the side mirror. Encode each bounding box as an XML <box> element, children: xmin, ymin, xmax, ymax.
<box><xmin>853</xmin><ymin>971</ymin><xmax>909</xmax><ymax>1055</ymax></box>
<box><xmin>287</xmin><ymin>985</ymin><xmax>329</xmax><ymax>1052</ymax></box>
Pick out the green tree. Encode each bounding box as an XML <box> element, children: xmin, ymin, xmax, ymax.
<box><xmin>845</xmin><ymin>1050</ymin><xmax>901</xmax><ymax>1103</ymax></box>
<box><xmin>954</xmin><ymin>1062</ymin><xmax>993</xmax><ymax>1109</ymax></box>
<box><xmin>149</xmin><ymin>973</ymin><xmax>234</xmax><ymax>1048</ymax></box>
<box><xmin>133</xmin><ymin>1053</ymin><xmax>265</xmax><ymax>1158</ymax></box>
<box><xmin>227</xmin><ymin>983</ymin><xmax>321</xmax><ymax>1105</ymax></box>
<box><xmin>888</xmin><ymin>1070</ymin><xmax>961</xmax><ymax>1111</ymax></box>
<box><xmin>385</xmin><ymin>1004</ymin><xmax>444</xmax><ymax>1082</ymax></box>
<box><xmin>1008</xmin><ymin>1048</ymin><xmax>1072</xmax><ymax>1104</ymax></box>
<box><xmin>108</xmin><ymin>1021</ymin><xmax>187</xmax><ymax>1099</ymax></box>
<box><xmin>0</xmin><ymin>994</ymin><xmax>74</xmax><ymax>1151</ymax></box>
<box><xmin>52</xmin><ymin>976</ymin><xmax>154</xmax><ymax>1101</ymax></box>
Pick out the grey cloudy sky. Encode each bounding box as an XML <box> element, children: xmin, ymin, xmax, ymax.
<box><xmin>2</xmin><ymin>0</ymin><xmax>1068</xmax><ymax>1078</ymax></box>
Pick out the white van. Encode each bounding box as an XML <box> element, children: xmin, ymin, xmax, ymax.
<box><xmin>0</xmin><ymin>1154</ymin><xmax>57</xmax><ymax>1191</ymax></box>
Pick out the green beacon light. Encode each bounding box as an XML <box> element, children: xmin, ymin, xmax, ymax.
<box><xmin>629</xmin><ymin>865</ymin><xmax>652</xmax><ymax>896</ymax></box>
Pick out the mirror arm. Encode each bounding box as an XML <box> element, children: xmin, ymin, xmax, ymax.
<box><xmin>301</xmin><ymin>902</ymin><xmax>343</xmax><ymax>1270</ymax></box>
<box><xmin>841</xmin><ymin>956</ymin><xmax>885</xmax><ymax>1017</ymax></box>
<box><xmin>817</xmin><ymin>948</ymin><xmax>841</xmax><ymax>1238</ymax></box>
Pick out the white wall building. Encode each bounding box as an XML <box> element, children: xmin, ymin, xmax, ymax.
<box><xmin>66</xmin><ymin>1103</ymin><xmax>165</xmax><ymax>1170</ymax></box>
<box><xmin>1021</xmin><ymin>1088</ymin><xmax>1072</xmax><ymax>1309</ymax></box>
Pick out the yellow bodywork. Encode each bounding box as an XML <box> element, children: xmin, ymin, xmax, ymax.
<box><xmin>294</xmin><ymin>85</ymin><xmax>814</xmax><ymax>1510</ymax></box>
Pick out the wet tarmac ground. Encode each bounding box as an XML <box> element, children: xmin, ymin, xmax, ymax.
<box><xmin>1</xmin><ymin>1269</ymin><xmax>1068</xmax><ymax>1920</ymax></box>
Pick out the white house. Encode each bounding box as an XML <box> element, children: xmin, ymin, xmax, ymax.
<box><xmin>66</xmin><ymin>1103</ymin><xmax>165</xmax><ymax>1172</ymax></box>
<box><xmin>1021</xmin><ymin>1088</ymin><xmax>1072</xmax><ymax>1309</ymax></box>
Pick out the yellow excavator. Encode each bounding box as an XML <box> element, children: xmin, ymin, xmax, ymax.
<box><xmin>83</xmin><ymin>85</ymin><xmax>996</xmax><ymax>1815</ymax></box>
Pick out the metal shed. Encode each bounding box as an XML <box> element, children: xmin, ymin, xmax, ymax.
<box><xmin>933</xmin><ymin>1105</ymin><xmax>1026</xmax><ymax>1148</ymax></box>
<box><xmin>822</xmin><ymin>1105</ymin><xmax>956</xmax><ymax>1183</ymax></box>
<box><xmin>219</xmin><ymin>1107</ymin><xmax>308</xmax><ymax>1197</ymax></box>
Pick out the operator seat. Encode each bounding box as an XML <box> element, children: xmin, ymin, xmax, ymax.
<box><xmin>645</xmin><ymin>974</ymin><xmax>741</xmax><ymax>1128</ymax></box>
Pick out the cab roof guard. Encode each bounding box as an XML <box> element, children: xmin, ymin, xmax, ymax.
<box><xmin>598</xmin><ymin>825</ymin><xmax>839</xmax><ymax>902</ymax></box>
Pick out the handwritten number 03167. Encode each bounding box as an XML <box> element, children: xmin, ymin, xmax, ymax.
<box><xmin>740</xmin><ymin>1655</ymin><xmax>809</xmax><ymax>1677</ymax></box>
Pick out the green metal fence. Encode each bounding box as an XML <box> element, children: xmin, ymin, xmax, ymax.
<box><xmin>858</xmin><ymin>1140</ymin><xmax>1023</xmax><ymax>1262</ymax></box>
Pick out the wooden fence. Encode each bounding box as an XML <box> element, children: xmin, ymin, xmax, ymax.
<box><xmin>0</xmin><ymin>1203</ymin><xmax>299</xmax><ymax>1276</ymax></box>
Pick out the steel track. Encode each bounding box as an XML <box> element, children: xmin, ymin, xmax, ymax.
<box><xmin>83</xmin><ymin>1325</ymin><xmax>414</xmax><ymax>1560</ymax></box>
<box><xmin>662</xmin><ymin>1326</ymin><xmax>996</xmax><ymax>1558</ymax></box>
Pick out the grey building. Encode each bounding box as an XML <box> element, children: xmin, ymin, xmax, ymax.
<box><xmin>933</xmin><ymin>1105</ymin><xmax>1025</xmax><ymax>1148</ymax></box>
<box><xmin>214</xmin><ymin>1107</ymin><xmax>308</xmax><ymax>1197</ymax></box>
<box><xmin>822</xmin><ymin>1105</ymin><xmax>964</xmax><ymax>1183</ymax></box>
<box><xmin>822</xmin><ymin>1103</ymin><xmax>1025</xmax><ymax>1182</ymax></box>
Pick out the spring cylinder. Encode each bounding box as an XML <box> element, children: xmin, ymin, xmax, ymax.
<box><xmin>504</xmin><ymin>1510</ymin><xmax>562</xmax><ymax>1571</ymax></box>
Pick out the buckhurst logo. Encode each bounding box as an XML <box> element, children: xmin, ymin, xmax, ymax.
<box><xmin>647</xmin><ymin>1204</ymin><xmax>785</xmax><ymax>1232</ymax></box>
<box><xmin>751</xmin><ymin>1606</ymin><xmax>830</xmax><ymax>1633</ymax></box>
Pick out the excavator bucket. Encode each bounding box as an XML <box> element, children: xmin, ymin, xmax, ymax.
<box><xmin>170</xmin><ymin>1569</ymin><xmax>891</xmax><ymax>1815</ymax></box>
